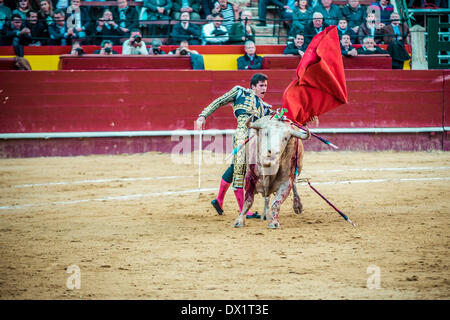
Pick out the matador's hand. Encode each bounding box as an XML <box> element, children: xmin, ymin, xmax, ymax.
<box><xmin>306</xmin><ymin>116</ymin><xmax>319</xmax><ymax>126</ymax></box>
<box><xmin>196</xmin><ymin>116</ymin><xmax>206</xmax><ymax>130</ymax></box>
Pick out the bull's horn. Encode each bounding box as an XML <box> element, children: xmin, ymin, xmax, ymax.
<box><xmin>291</xmin><ymin>127</ymin><xmax>311</xmax><ymax>140</ymax></box>
<box><xmin>246</xmin><ymin>115</ymin><xmax>263</xmax><ymax>130</ymax></box>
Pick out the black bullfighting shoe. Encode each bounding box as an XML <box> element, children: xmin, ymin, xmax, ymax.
<box><xmin>246</xmin><ymin>211</ymin><xmax>261</xmax><ymax>219</ymax></box>
<box><xmin>211</xmin><ymin>199</ymin><xmax>223</xmax><ymax>215</ymax></box>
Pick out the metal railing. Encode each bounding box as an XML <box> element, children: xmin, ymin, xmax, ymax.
<box><xmin>402</xmin><ymin>7</ymin><xmax>450</xmax><ymax>69</ymax></box>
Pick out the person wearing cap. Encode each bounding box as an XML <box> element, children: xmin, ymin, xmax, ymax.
<box><xmin>150</xmin><ymin>38</ymin><xmax>166</xmax><ymax>54</ymax></box>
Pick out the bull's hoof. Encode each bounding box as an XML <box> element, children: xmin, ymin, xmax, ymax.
<box><xmin>232</xmin><ymin>219</ymin><xmax>245</xmax><ymax>228</ymax></box>
<box><xmin>293</xmin><ymin>198</ymin><xmax>303</xmax><ymax>215</ymax></box>
<box><xmin>268</xmin><ymin>220</ymin><xmax>280</xmax><ymax>229</ymax></box>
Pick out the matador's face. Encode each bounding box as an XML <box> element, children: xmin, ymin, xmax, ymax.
<box><xmin>252</xmin><ymin>80</ymin><xmax>268</xmax><ymax>99</ymax></box>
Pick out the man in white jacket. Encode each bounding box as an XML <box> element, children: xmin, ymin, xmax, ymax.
<box><xmin>122</xmin><ymin>29</ymin><xmax>149</xmax><ymax>55</ymax></box>
<box><xmin>201</xmin><ymin>13</ymin><xmax>229</xmax><ymax>45</ymax></box>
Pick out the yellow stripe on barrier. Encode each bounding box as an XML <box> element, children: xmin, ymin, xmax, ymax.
<box><xmin>0</xmin><ymin>55</ymin><xmax>60</xmax><ymax>70</ymax></box>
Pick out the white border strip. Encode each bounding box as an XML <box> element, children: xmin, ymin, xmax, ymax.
<box><xmin>1</xmin><ymin>176</ymin><xmax>449</xmax><ymax>211</ymax></box>
<box><xmin>0</xmin><ymin>127</ymin><xmax>446</xmax><ymax>139</ymax></box>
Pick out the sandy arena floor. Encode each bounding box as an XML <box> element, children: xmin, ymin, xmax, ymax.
<box><xmin>0</xmin><ymin>151</ymin><xmax>449</xmax><ymax>300</ymax></box>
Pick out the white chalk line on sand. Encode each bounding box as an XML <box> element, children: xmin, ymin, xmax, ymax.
<box><xmin>10</xmin><ymin>166</ymin><xmax>450</xmax><ymax>189</ymax></box>
<box><xmin>13</xmin><ymin>175</ymin><xmax>195</xmax><ymax>188</ymax></box>
<box><xmin>1</xmin><ymin>176</ymin><xmax>449</xmax><ymax>211</ymax></box>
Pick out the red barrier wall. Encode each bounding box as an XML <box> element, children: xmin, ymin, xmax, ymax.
<box><xmin>261</xmin><ymin>54</ymin><xmax>393</xmax><ymax>70</ymax></box>
<box><xmin>59</xmin><ymin>54</ymin><xmax>192</xmax><ymax>70</ymax></box>
<box><xmin>0</xmin><ymin>70</ymin><xmax>444</xmax><ymax>132</ymax></box>
<box><xmin>0</xmin><ymin>58</ymin><xmax>15</xmax><ymax>70</ymax></box>
<box><xmin>0</xmin><ymin>69</ymin><xmax>447</xmax><ymax>157</ymax></box>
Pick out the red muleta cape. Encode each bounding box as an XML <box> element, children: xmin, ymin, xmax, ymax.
<box><xmin>282</xmin><ymin>26</ymin><xmax>348</xmax><ymax>125</ymax></box>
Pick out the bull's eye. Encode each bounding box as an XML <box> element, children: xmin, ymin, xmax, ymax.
<box><xmin>284</xmin><ymin>137</ymin><xmax>287</xmax><ymax>141</ymax></box>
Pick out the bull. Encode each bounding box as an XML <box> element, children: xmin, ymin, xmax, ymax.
<box><xmin>232</xmin><ymin>115</ymin><xmax>310</xmax><ymax>229</ymax></box>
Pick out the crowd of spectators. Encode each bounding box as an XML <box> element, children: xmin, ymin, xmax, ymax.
<box><xmin>0</xmin><ymin>0</ymin><xmax>248</xmax><ymax>46</ymax></box>
<box><xmin>0</xmin><ymin>0</ymin><xmax>414</xmax><ymax>47</ymax></box>
<box><xmin>0</xmin><ymin>0</ymin><xmax>420</xmax><ymax>69</ymax></box>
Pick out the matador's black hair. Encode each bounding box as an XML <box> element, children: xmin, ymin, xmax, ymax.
<box><xmin>250</xmin><ymin>73</ymin><xmax>268</xmax><ymax>87</ymax></box>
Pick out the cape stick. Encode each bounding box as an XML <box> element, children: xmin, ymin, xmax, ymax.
<box><xmin>198</xmin><ymin>129</ymin><xmax>202</xmax><ymax>198</ymax></box>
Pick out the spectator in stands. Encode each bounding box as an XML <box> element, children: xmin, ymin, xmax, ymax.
<box><xmin>357</xmin><ymin>12</ymin><xmax>384</xmax><ymax>44</ymax></box>
<box><xmin>257</xmin><ymin>0</ymin><xmax>293</xmax><ymax>27</ymax></box>
<box><xmin>340</xmin><ymin>0</ymin><xmax>367</xmax><ymax>33</ymax></box>
<box><xmin>0</xmin><ymin>0</ymin><xmax>12</xmax><ymax>32</ymax></box>
<box><xmin>283</xmin><ymin>32</ymin><xmax>307</xmax><ymax>56</ymax></box>
<box><xmin>143</xmin><ymin>0</ymin><xmax>172</xmax><ymax>36</ymax></box>
<box><xmin>201</xmin><ymin>12</ymin><xmax>229</xmax><ymax>44</ymax></box>
<box><xmin>208</xmin><ymin>0</ymin><xmax>238</xmax><ymax>31</ymax></box>
<box><xmin>12</xmin><ymin>0</ymin><xmax>31</xmax><ymax>22</ymax></box>
<box><xmin>200</xmin><ymin>0</ymin><xmax>213</xmax><ymax>18</ymax></box>
<box><xmin>308</xmin><ymin>0</ymin><xmax>320</xmax><ymax>7</ymax></box>
<box><xmin>290</xmin><ymin>0</ymin><xmax>313</xmax><ymax>37</ymax></box>
<box><xmin>14</xmin><ymin>55</ymin><xmax>32</xmax><ymax>69</ymax></box>
<box><xmin>65</xmin><ymin>0</ymin><xmax>89</xmax><ymax>40</ymax></box>
<box><xmin>237</xmin><ymin>40</ymin><xmax>263</xmax><ymax>70</ymax></box>
<box><xmin>94</xmin><ymin>39</ymin><xmax>119</xmax><ymax>54</ymax></box>
<box><xmin>383</xmin><ymin>12</ymin><xmax>410</xmax><ymax>69</ymax></box>
<box><xmin>28</xmin><ymin>0</ymin><xmax>40</xmax><ymax>11</ymax></box>
<box><xmin>112</xmin><ymin>0</ymin><xmax>139</xmax><ymax>36</ymax></box>
<box><xmin>38</xmin><ymin>0</ymin><xmax>54</xmax><ymax>27</ymax></box>
<box><xmin>0</xmin><ymin>13</ymin><xmax>30</xmax><ymax>45</ymax></box>
<box><xmin>228</xmin><ymin>9</ymin><xmax>255</xmax><ymax>45</ymax></box>
<box><xmin>303</xmin><ymin>11</ymin><xmax>328</xmax><ymax>44</ymax></box>
<box><xmin>25</xmin><ymin>10</ymin><xmax>47</xmax><ymax>45</ymax></box>
<box><xmin>369</xmin><ymin>0</ymin><xmax>393</xmax><ymax>25</ymax></box>
<box><xmin>48</xmin><ymin>8</ymin><xmax>81</xmax><ymax>45</ymax></box>
<box><xmin>382</xmin><ymin>12</ymin><xmax>409</xmax><ymax>45</ymax></box>
<box><xmin>357</xmin><ymin>35</ymin><xmax>388</xmax><ymax>54</ymax></box>
<box><xmin>122</xmin><ymin>28</ymin><xmax>149</xmax><ymax>55</ymax></box>
<box><xmin>70</xmin><ymin>40</ymin><xmax>84</xmax><ymax>55</ymax></box>
<box><xmin>172</xmin><ymin>0</ymin><xmax>201</xmax><ymax>20</ymax></box>
<box><xmin>90</xmin><ymin>9</ymin><xmax>124</xmax><ymax>45</ymax></box>
<box><xmin>337</xmin><ymin>18</ymin><xmax>356</xmax><ymax>42</ymax></box>
<box><xmin>170</xmin><ymin>11</ymin><xmax>202</xmax><ymax>44</ymax></box>
<box><xmin>168</xmin><ymin>39</ymin><xmax>205</xmax><ymax>69</ymax></box>
<box><xmin>312</xmin><ymin>0</ymin><xmax>342</xmax><ymax>26</ymax></box>
<box><xmin>54</xmin><ymin>0</ymin><xmax>69</xmax><ymax>10</ymax></box>
<box><xmin>149</xmin><ymin>38</ymin><xmax>166</xmax><ymax>54</ymax></box>
<box><xmin>340</xmin><ymin>33</ymin><xmax>357</xmax><ymax>56</ymax></box>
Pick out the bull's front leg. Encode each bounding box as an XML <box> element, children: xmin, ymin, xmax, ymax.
<box><xmin>232</xmin><ymin>192</ymin><xmax>255</xmax><ymax>228</ymax></box>
<box><xmin>292</xmin><ymin>183</ymin><xmax>303</xmax><ymax>214</ymax></box>
<box><xmin>268</xmin><ymin>180</ymin><xmax>293</xmax><ymax>229</ymax></box>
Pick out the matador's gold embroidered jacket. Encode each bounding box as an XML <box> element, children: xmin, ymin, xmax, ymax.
<box><xmin>199</xmin><ymin>85</ymin><xmax>272</xmax><ymax>120</ymax></box>
<box><xmin>199</xmin><ymin>86</ymin><xmax>274</xmax><ymax>189</ymax></box>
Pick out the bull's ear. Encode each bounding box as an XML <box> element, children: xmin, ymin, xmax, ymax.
<box><xmin>290</xmin><ymin>128</ymin><xmax>310</xmax><ymax>140</ymax></box>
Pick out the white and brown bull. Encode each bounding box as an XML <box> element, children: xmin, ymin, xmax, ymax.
<box><xmin>232</xmin><ymin>115</ymin><xmax>310</xmax><ymax>229</ymax></box>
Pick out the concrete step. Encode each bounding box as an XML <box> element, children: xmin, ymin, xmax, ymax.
<box><xmin>232</xmin><ymin>0</ymin><xmax>289</xmax><ymax>45</ymax></box>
